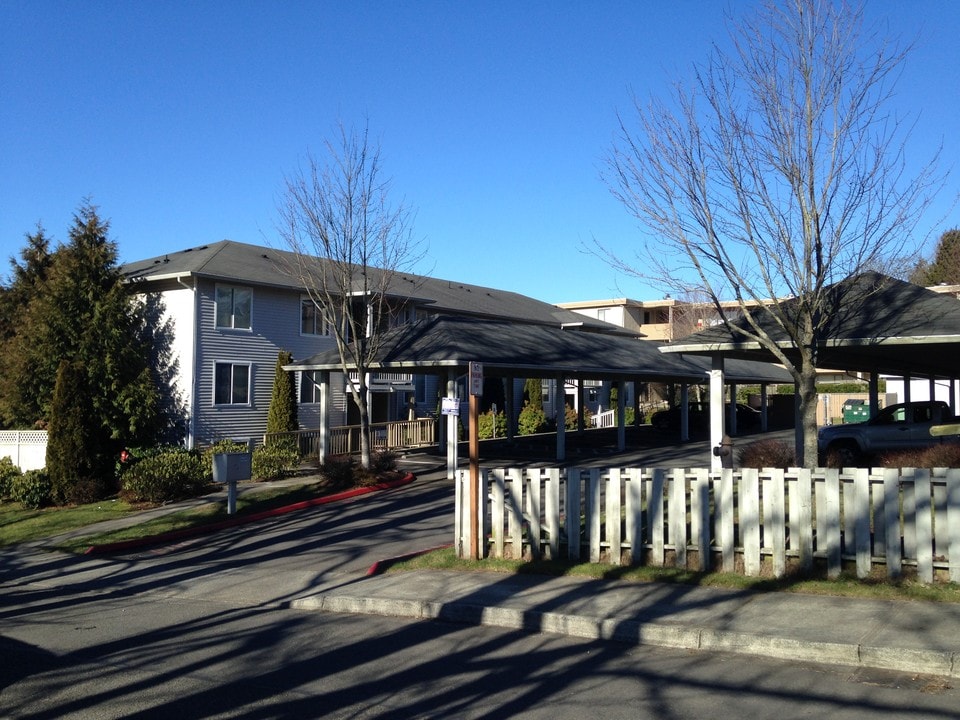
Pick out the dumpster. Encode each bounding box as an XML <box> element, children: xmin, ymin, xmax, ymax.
<box><xmin>842</xmin><ymin>399</ymin><xmax>869</xmax><ymax>424</ymax></box>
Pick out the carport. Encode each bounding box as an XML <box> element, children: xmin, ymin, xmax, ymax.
<box><xmin>661</xmin><ymin>272</ymin><xmax>960</xmax><ymax>467</ymax></box>
<box><xmin>289</xmin><ymin>314</ymin><xmax>792</xmax><ymax>478</ymax></box>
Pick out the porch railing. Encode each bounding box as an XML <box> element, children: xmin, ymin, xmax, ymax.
<box><xmin>265</xmin><ymin>418</ymin><xmax>436</xmax><ymax>458</ymax></box>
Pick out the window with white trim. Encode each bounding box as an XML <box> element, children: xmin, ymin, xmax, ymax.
<box><xmin>300</xmin><ymin>298</ymin><xmax>330</xmax><ymax>336</ymax></box>
<box><xmin>216</xmin><ymin>285</ymin><xmax>252</xmax><ymax>330</ymax></box>
<box><xmin>214</xmin><ymin>362</ymin><xmax>250</xmax><ymax>405</ymax></box>
<box><xmin>299</xmin><ymin>370</ymin><xmax>319</xmax><ymax>404</ymax></box>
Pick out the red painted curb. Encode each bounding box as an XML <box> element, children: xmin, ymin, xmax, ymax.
<box><xmin>365</xmin><ymin>543</ymin><xmax>454</xmax><ymax>576</ymax></box>
<box><xmin>83</xmin><ymin>473</ymin><xmax>416</xmax><ymax>555</ymax></box>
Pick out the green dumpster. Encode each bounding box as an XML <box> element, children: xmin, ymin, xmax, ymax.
<box><xmin>842</xmin><ymin>399</ymin><xmax>869</xmax><ymax>423</ymax></box>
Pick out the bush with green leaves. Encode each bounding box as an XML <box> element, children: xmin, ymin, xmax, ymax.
<box><xmin>478</xmin><ymin>411</ymin><xmax>508</xmax><ymax>439</ymax></box>
<box><xmin>0</xmin><ymin>456</ymin><xmax>22</xmax><ymax>502</ymax></box>
<box><xmin>121</xmin><ymin>448</ymin><xmax>208</xmax><ymax>503</ymax></box>
<box><xmin>252</xmin><ymin>444</ymin><xmax>299</xmax><ymax>481</ymax></box>
<box><xmin>11</xmin><ymin>469</ymin><xmax>52</xmax><ymax>509</ymax></box>
<box><xmin>518</xmin><ymin>403</ymin><xmax>547</xmax><ymax>435</ymax></box>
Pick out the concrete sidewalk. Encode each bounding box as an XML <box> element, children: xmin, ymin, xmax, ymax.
<box><xmin>292</xmin><ymin>568</ymin><xmax>960</xmax><ymax>678</ymax></box>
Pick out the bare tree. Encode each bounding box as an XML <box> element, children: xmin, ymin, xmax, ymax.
<box><xmin>601</xmin><ymin>0</ymin><xmax>940</xmax><ymax>466</ymax></box>
<box><xmin>277</xmin><ymin>123</ymin><xmax>421</xmax><ymax>470</ymax></box>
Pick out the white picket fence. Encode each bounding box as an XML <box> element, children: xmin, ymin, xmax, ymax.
<box><xmin>455</xmin><ymin>466</ymin><xmax>960</xmax><ymax>584</ymax></box>
<box><xmin>0</xmin><ymin>430</ymin><xmax>47</xmax><ymax>471</ymax></box>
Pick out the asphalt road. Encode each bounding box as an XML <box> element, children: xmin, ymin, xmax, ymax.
<box><xmin>2</xmin><ymin>451</ymin><xmax>959</xmax><ymax>718</ymax></box>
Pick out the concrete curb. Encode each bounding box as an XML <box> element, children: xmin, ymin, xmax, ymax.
<box><xmin>290</xmin><ymin>593</ymin><xmax>959</xmax><ymax>678</ymax></box>
<box><xmin>83</xmin><ymin>473</ymin><xmax>416</xmax><ymax>555</ymax></box>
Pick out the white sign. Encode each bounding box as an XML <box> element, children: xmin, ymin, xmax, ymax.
<box><xmin>441</xmin><ymin>397</ymin><xmax>460</xmax><ymax>416</ymax></box>
<box><xmin>469</xmin><ymin>361</ymin><xmax>483</xmax><ymax>396</ymax></box>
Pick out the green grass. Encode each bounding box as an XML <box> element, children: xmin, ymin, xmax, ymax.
<box><xmin>55</xmin><ymin>482</ymin><xmax>334</xmax><ymax>553</ymax></box>
<box><xmin>1</xmin><ymin>480</ymin><xmax>336</xmax><ymax>553</ymax></box>
<box><xmin>0</xmin><ymin>498</ymin><xmax>139</xmax><ymax>547</ymax></box>
<box><xmin>391</xmin><ymin>547</ymin><xmax>960</xmax><ymax>603</ymax></box>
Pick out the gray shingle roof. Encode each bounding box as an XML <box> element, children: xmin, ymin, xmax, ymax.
<box><xmin>122</xmin><ymin>239</ymin><xmax>622</xmax><ymax>331</ymax></box>
<box><xmin>289</xmin><ymin>315</ymin><xmax>793</xmax><ymax>384</ymax></box>
<box><xmin>663</xmin><ymin>272</ymin><xmax>960</xmax><ymax>378</ymax></box>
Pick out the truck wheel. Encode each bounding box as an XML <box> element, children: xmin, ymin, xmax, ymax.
<box><xmin>827</xmin><ymin>441</ymin><xmax>861</xmax><ymax>468</ymax></box>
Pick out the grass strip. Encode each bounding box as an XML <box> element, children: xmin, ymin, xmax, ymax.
<box><xmin>1</xmin><ymin>499</ymin><xmax>138</xmax><ymax>547</ymax></box>
<box><xmin>54</xmin><ymin>481</ymin><xmax>347</xmax><ymax>553</ymax></box>
<box><xmin>389</xmin><ymin>546</ymin><xmax>960</xmax><ymax>603</ymax></box>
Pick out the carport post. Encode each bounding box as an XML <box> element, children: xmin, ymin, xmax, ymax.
<box><xmin>505</xmin><ymin>376</ymin><xmax>516</xmax><ymax>441</ymax></box>
<box><xmin>318</xmin><ymin>371</ymin><xmax>330</xmax><ymax>464</ymax></box>
<box><xmin>709</xmin><ymin>356</ymin><xmax>725</xmax><ymax>472</ymax></box>
<box><xmin>760</xmin><ymin>384</ymin><xmax>769</xmax><ymax>432</ymax></box>
<box><xmin>728</xmin><ymin>382</ymin><xmax>738</xmax><ymax>436</ymax></box>
<box><xmin>556</xmin><ymin>374</ymin><xmax>566</xmax><ymax>462</ymax></box>
<box><xmin>680</xmin><ymin>384</ymin><xmax>690</xmax><ymax>442</ymax></box>
<box><xmin>617</xmin><ymin>376</ymin><xmax>627</xmax><ymax>451</ymax></box>
<box><xmin>869</xmin><ymin>373</ymin><xmax>880</xmax><ymax>416</ymax></box>
<box><xmin>446</xmin><ymin>370</ymin><xmax>458</xmax><ymax>481</ymax></box>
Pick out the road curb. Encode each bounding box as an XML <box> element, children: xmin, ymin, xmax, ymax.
<box><xmin>291</xmin><ymin>593</ymin><xmax>959</xmax><ymax>678</ymax></box>
<box><xmin>83</xmin><ymin>473</ymin><xmax>416</xmax><ymax>555</ymax></box>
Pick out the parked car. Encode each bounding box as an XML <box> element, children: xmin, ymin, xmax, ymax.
<box><xmin>650</xmin><ymin>402</ymin><xmax>760</xmax><ymax>432</ymax></box>
<box><xmin>817</xmin><ymin>400</ymin><xmax>959</xmax><ymax>465</ymax></box>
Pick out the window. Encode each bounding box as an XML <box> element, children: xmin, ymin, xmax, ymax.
<box><xmin>597</xmin><ymin>308</ymin><xmax>608</xmax><ymax>322</ymax></box>
<box><xmin>214</xmin><ymin>362</ymin><xmax>250</xmax><ymax>405</ymax></box>
<box><xmin>300</xmin><ymin>370</ymin><xmax>319</xmax><ymax>404</ymax></box>
<box><xmin>216</xmin><ymin>285</ymin><xmax>252</xmax><ymax>329</ymax></box>
<box><xmin>300</xmin><ymin>298</ymin><xmax>330</xmax><ymax>336</ymax></box>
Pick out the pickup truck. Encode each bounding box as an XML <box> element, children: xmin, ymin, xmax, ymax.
<box><xmin>817</xmin><ymin>400</ymin><xmax>959</xmax><ymax>465</ymax></box>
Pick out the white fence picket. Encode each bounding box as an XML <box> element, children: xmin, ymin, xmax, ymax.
<box><xmin>741</xmin><ymin>468</ymin><xmax>761</xmax><ymax>576</ymax></box>
<box><xmin>607</xmin><ymin>469</ymin><xmax>622</xmax><ymax>565</ymax></box>
<box><xmin>626</xmin><ymin>469</ymin><xmax>643</xmax><ymax>565</ymax></box>
<box><xmin>649</xmin><ymin>469</ymin><xmax>666</xmax><ymax>566</ymax></box>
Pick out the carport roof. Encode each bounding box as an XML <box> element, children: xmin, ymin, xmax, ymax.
<box><xmin>662</xmin><ymin>272</ymin><xmax>960</xmax><ymax>378</ymax></box>
<box><xmin>288</xmin><ymin>315</ymin><xmax>793</xmax><ymax>384</ymax></box>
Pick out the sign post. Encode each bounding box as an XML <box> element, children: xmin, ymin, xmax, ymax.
<box><xmin>468</xmin><ymin>362</ymin><xmax>482</xmax><ymax>560</ymax></box>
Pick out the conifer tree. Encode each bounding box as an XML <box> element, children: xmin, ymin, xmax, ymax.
<box><xmin>266</xmin><ymin>350</ymin><xmax>298</xmax><ymax>450</ymax></box>
<box><xmin>46</xmin><ymin>359</ymin><xmax>97</xmax><ymax>504</ymax></box>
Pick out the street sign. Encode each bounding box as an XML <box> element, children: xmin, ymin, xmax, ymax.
<box><xmin>469</xmin><ymin>361</ymin><xmax>483</xmax><ymax>396</ymax></box>
<box><xmin>441</xmin><ymin>397</ymin><xmax>460</xmax><ymax>416</ymax></box>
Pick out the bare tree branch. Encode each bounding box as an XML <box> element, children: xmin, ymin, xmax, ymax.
<box><xmin>599</xmin><ymin>0</ymin><xmax>942</xmax><ymax>465</ymax></box>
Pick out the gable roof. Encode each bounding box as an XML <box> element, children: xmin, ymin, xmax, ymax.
<box><xmin>289</xmin><ymin>315</ymin><xmax>793</xmax><ymax>384</ymax></box>
<box><xmin>662</xmin><ymin>272</ymin><xmax>960</xmax><ymax>378</ymax></box>
<box><xmin>122</xmin><ymin>239</ymin><xmax>623</xmax><ymax>332</ymax></box>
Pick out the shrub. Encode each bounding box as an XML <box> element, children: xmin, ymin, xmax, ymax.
<box><xmin>738</xmin><ymin>439</ymin><xmax>796</xmax><ymax>469</ymax></box>
<box><xmin>371</xmin><ymin>450</ymin><xmax>399</xmax><ymax>474</ymax></box>
<box><xmin>252</xmin><ymin>444</ymin><xmax>300</xmax><ymax>481</ymax></box>
<box><xmin>318</xmin><ymin>455</ymin><xmax>358</xmax><ymax>490</ymax></box>
<box><xmin>121</xmin><ymin>448</ymin><xmax>208</xmax><ymax>503</ymax></box>
<box><xmin>878</xmin><ymin>444</ymin><xmax>960</xmax><ymax>469</ymax></box>
<box><xmin>478</xmin><ymin>411</ymin><xmax>508</xmax><ymax>439</ymax></box>
<box><xmin>0</xmin><ymin>456</ymin><xmax>22</xmax><ymax>502</ymax></box>
<box><xmin>518</xmin><ymin>403</ymin><xmax>547</xmax><ymax>435</ymax></box>
<box><xmin>11</xmin><ymin>469</ymin><xmax>52</xmax><ymax>509</ymax></box>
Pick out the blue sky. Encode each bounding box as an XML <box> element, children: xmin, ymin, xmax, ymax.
<box><xmin>2</xmin><ymin>1</ymin><xmax>958</xmax><ymax>304</ymax></box>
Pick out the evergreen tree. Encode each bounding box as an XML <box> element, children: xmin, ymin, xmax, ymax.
<box><xmin>1</xmin><ymin>203</ymin><xmax>175</xmax><ymax>500</ymax></box>
<box><xmin>266</xmin><ymin>350</ymin><xmax>298</xmax><ymax>450</ymax></box>
<box><xmin>523</xmin><ymin>377</ymin><xmax>543</xmax><ymax>410</ymax></box>
<box><xmin>910</xmin><ymin>229</ymin><xmax>960</xmax><ymax>286</ymax></box>
<box><xmin>46</xmin><ymin>359</ymin><xmax>99</xmax><ymax>504</ymax></box>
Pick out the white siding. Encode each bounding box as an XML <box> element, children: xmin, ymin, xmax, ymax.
<box><xmin>159</xmin><ymin>284</ymin><xmax>197</xmax><ymax>443</ymax></box>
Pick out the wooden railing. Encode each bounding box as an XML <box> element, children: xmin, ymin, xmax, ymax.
<box><xmin>265</xmin><ymin>418</ymin><xmax>436</xmax><ymax>458</ymax></box>
<box><xmin>456</xmin><ymin>465</ymin><xmax>960</xmax><ymax>584</ymax></box>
